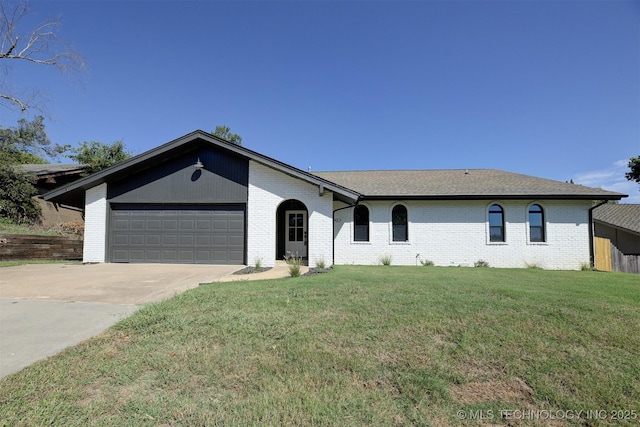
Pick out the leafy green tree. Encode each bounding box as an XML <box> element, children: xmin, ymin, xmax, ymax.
<box><xmin>625</xmin><ymin>155</ymin><xmax>640</xmax><ymax>186</ymax></box>
<box><xmin>213</xmin><ymin>125</ymin><xmax>242</xmax><ymax>145</ymax></box>
<box><xmin>0</xmin><ymin>115</ymin><xmax>64</xmax><ymax>224</ymax></box>
<box><xmin>67</xmin><ymin>140</ymin><xmax>132</xmax><ymax>174</ymax></box>
<box><xmin>0</xmin><ymin>116</ymin><xmax>62</xmax><ymax>164</ymax></box>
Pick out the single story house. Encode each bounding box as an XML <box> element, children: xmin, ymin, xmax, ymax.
<box><xmin>593</xmin><ymin>204</ymin><xmax>640</xmax><ymax>255</ymax></box>
<box><xmin>44</xmin><ymin>130</ymin><xmax>625</xmax><ymax>270</ymax></box>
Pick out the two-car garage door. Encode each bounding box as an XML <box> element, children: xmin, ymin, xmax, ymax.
<box><xmin>109</xmin><ymin>205</ymin><xmax>245</xmax><ymax>264</ymax></box>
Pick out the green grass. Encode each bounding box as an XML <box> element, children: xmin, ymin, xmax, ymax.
<box><xmin>1</xmin><ymin>266</ymin><xmax>638</xmax><ymax>426</ymax></box>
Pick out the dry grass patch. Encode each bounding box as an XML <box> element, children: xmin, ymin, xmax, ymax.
<box><xmin>450</xmin><ymin>377</ymin><xmax>533</xmax><ymax>405</ymax></box>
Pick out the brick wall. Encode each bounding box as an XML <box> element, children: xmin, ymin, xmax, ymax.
<box><xmin>247</xmin><ymin>161</ymin><xmax>334</xmax><ymax>267</ymax></box>
<box><xmin>83</xmin><ymin>183</ymin><xmax>107</xmax><ymax>263</ymax></box>
<box><xmin>334</xmin><ymin>199</ymin><xmax>592</xmax><ymax>270</ymax></box>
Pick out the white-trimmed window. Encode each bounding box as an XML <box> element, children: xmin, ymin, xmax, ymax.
<box><xmin>488</xmin><ymin>204</ymin><xmax>505</xmax><ymax>242</ymax></box>
<box><xmin>392</xmin><ymin>204</ymin><xmax>408</xmax><ymax>242</ymax></box>
<box><xmin>528</xmin><ymin>204</ymin><xmax>545</xmax><ymax>242</ymax></box>
<box><xmin>354</xmin><ymin>205</ymin><xmax>369</xmax><ymax>242</ymax></box>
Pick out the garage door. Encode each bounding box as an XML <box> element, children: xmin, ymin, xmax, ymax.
<box><xmin>109</xmin><ymin>205</ymin><xmax>245</xmax><ymax>264</ymax></box>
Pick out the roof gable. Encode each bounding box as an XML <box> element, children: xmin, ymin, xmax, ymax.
<box><xmin>44</xmin><ymin>131</ymin><xmax>359</xmax><ymax>206</ymax></box>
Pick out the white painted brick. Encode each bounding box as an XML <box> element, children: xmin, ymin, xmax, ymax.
<box><xmin>83</xmin><ymin>183</ymin><xmax>107</xmax><ymax>263</ymax></box>
<box><xmin>334</xmin><ymin>200</ymin><xmax>592</xmax><ymax>270</ymax></box>
<box><xmin>247</xmin><ymin>161</ymin><xmax>334</xmax><ymax>268</ymax></box>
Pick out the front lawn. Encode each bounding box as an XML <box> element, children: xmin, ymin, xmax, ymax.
<box><xmin>0</xmin><ymin>266</ymin><xmax>638</xmax><ymax>426</ymax></box>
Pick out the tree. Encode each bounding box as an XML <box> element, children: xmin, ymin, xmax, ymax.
<box><xmin>625</xmin><ymin>155</ymin><xmax>640</xmax><ymax>186</ymax></box>
<box><xmin>66</xmin><ymin>140</ymin><xmax>132</xmax><ymax>174</ymax></box>
<box><xmin>0</xmin><ymin>115</ymin><xmax>62</xmax><ymax>163</ymax></box>
<box><xmin>0</xmin><ymin>0</ymin><xmax>84</xmax><ymax>113</ymax></box>
<box><xmin>0</xmin><ymin>163</ymin><xmax>39</xmax><ymax>223</ymax></box>
<box><xmin>212</xmin><ymin>125</ymin><xmax>242</xmax><ymax>145</ymax></box>
<box><xmin>0</xmin><ymin>116</ymin><xmax>56</xmax><ymax>223</ymax></box>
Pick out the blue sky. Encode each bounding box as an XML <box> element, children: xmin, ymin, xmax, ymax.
<box><xmin>5</xmin><ymin>0</ymin><xmax>640</xmax><ymax>202</ymax></box>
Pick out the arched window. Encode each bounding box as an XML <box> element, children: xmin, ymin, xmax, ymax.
<box><xmin>488</xmin><ymin>204</ymin><xmax>505</xmax><ymax>242</ymax></box>
<box><xmin>354</xmin><ymin>205</ymin><xmax>369</xmax><ymax>242</ymax></box>
<box><xmin>529</xmin><ymin>204</ymin><xmax>545</xmax><ymax>242</ymax></box>
<box><xmin>392</xmin><ymin>204</ymin><xmax>408</xmax><ymax>242</ymax></box>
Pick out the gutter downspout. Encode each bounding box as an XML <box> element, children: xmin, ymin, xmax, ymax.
<box><xmin>588</xmin><ymin>201</ymin><xmax>608</xmax><ymax>268</ymax></box>
<box><xmin>332</xmin><ymin>201</ymin><xmax>359</xmax><ymax>266</ymax></box>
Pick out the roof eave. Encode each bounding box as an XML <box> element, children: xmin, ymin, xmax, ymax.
<box><xmin>594</xmin><ymin>219</ymin><xmax>640</xmax><ymax>237</ymax></box>
<box><xmin>359</xmin><ymin>193</ymin><xmax>627</xmax><ymax>201</ymax></box>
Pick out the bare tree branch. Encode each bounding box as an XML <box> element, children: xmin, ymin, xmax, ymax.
<box><xmin>0</xmin><ymin>0</ymin><xmax>84</xmax><ymax>114</ymax></box>
<box><xmin>0</xmin><ymin>93</ymin><xmax>27</xmax><ymax>111</ymax></box>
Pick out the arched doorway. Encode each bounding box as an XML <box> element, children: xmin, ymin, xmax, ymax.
<box><xmin>276</xmin><ymin>199</ymin><xmax>308</xmax><ymax>260</ymax></box>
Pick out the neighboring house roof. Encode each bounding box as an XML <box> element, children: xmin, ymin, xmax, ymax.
<box><xmin>43</xmin><ymin>130</ymin><xmax>360</xmax><ymax>207</ymax></box>
<box><xmin>19</xmin><ymin>164</ymin><xmax>88</xmax><ymax>177</ymax></box>
<box><xmin>17</xmin><ymin>164</ymin><xmax>89</xmax><ymax>194</ymax></box>
<box><xmin>312</xmin><ymin>169</ymin><xmax>626</xmax><ymax>200</ymax></box>
<box><xmin>593</xmin><ymin>204</ymin><xmax>640</xmax><ymax>236</ymax></box>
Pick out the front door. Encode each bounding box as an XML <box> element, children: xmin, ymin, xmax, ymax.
<box><xmin>285</xmin><ymin>210</ymin><xmax>307</xmax><ymax>258</ymax></box>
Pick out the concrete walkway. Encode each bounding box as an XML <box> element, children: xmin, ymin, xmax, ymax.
<box><xmin>0</xmin><ymin>262</ymin><xmax>304</xmax><ymax>379</ymax></box>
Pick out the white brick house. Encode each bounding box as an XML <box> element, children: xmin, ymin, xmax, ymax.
<box><xmin>44</xmin><ymin>131</ymin><xmax>625</xmax><ymax>270</ymax></box>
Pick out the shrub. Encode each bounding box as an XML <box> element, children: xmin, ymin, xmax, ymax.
<box><xmin>420</xmin><ymin>259</ymin><xmax>434</xmax><ymax>266</ymax></box>
<box><xmin>379</xmin><ymin>254</ymin><xmax>392</xmax><ymax>266</ymax></box>
<box><xmin>474</xmin><ymin>260</ymin><xmax>490</xmax><ymax>268</ymax></box>
<box><xmin>315</xmin><ymin>257</ymin><xmax>326</xmax><ymax>269</ymax></box>
<box><xmin>525</xmin><ymin>262</ymin><xmax>542</xmax><ymax>270</ymax></box>
<box><xmin>284</xmin><ymin>251</ymin><xmax>302</xmax><ymax>277</ymax></box>
<box><xmin>254</xmin><ymin>256</ymin><xmax>263</xmax><ymax>270</ymax></box>
<box><xmin>581</xmin><ymin>262</ymin><xmax>594</xmax><ymax>271</ymax></box>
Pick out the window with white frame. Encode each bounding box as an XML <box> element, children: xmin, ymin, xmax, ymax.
<box><xmin>354</xmin><ymin>205</ymin><xmax>369</xmax><ymax>242</ymax></box>
<box><xmin>488</xmin><ymin>204</ymin><xmax>505</xmax><ymax>242</ymax></box>
<box><xmin>528</xmin><ymin>204</ymin><xmax>545</xmax><ymax>242</ymax></box>
<box><xmin>392</xmin><ymin>204</ymin><xmax>408</xmax><ymax>242</ymax></box>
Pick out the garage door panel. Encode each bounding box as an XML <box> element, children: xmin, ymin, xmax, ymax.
<box><xmin>114</xmin><ymin>219</ymin><xmax>129</xmax><ymax>230</ymax></box>
<box><xmin>114</xmin><ymin>235</ymin><xmax>129</xmax><ymax>245</ymax></box>
<box><xmin>179</xmin><ymin>235</ymin><xmax>194</xmax><ymax>245</ymax></box>
<box><xmin>212</xmin><ymin>235</ymin><xmax>227</xmax><ymax>245</ymax></box>
<box><xmin>230</xmin><ymin>220</ymin><xmax>243</xmax><ymax>230</ymax></box>
<box><xmin>179</xmin><ymin>220</ymin><xmax>195</xmax><ymax>231</ymax></box>
<box><xmin>163</xmin><ymin>235</ymin><xmax>178</xmax><ymax>245</ymax></box>
<box><xmin>196</xmin><ymin>235</ymin><xmax>212</xmax><ymax>246</ymax></box>
<box><xmin>110</xmin><ymin>205</ymin><xmax>245</xmax><ymax>264</ymax></box>
<box><xmin>146</xmin><ymin>235</ymin><xmax>161</xmax><ymax>245</ymax></box>
<box><xmin>229</xmin><ymin>235</ymin><xmax>243</xmax><ymax>246</ymax></box>
<box><xmin>197</xmin><ymin>218</ymin><xmax>212</xmax><ymax>228</ymax></box>
<box><xmin>163</xmin><ymin>220</ymin><xmax>178</xmax><ymax>230</ymax></box>
<box><xmin>130</xmin><ymin>235</ymin><xmax>145</xmax><ymax>245</ymax></box>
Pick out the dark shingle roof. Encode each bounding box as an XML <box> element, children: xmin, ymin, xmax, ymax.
<box><xmin>312</xmin><ymin>169</ymin><xmax>625</xmax><ymax>200</ymax></box>
<box><xmin>19</xmin><ymin>164</ymin><xmax>88</xmax><ymax>176</ymax></box>
<box><xmin>593</xmin><ymin>204</ymin><xmax>640</xmax><ymax>235</ymax></box>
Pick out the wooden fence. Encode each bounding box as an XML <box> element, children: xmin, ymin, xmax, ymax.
<box><xmin>0</xmin><ymin>234</ymin><xmax>83</xmax><ymax>261</ymax></box>
<box><xmin>594</xmin><ymin>236</ymin><xmax>640</xmax><ymax>274</ymax></box>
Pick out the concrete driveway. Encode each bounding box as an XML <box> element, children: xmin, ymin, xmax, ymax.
<box><xmin>0</xmin><ymin>263</ymin><xmax>241</xmax><ymax>379</ymax></box>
